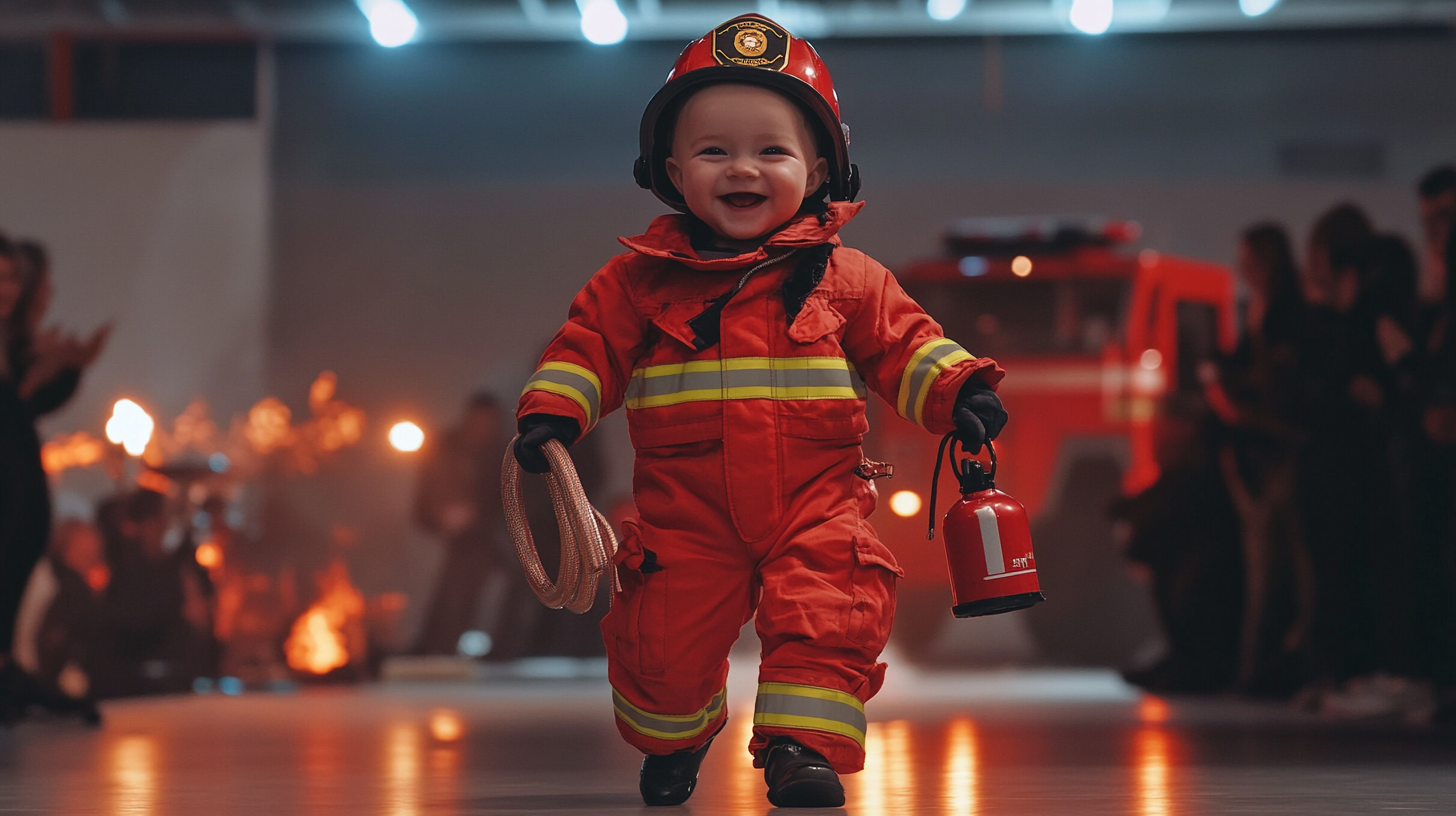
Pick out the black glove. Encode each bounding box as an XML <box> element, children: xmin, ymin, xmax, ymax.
<box><xmin>952</xmin><ymin>377</ymin><xmax>1008</xmax><ymax>453</ymax></box>
<box><xmin>512</xmin><ymin>414</ymin><xmax>582</xmax><ymax>474</ymax></box>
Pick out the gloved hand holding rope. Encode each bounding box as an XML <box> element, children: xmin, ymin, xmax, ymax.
<box><xmin>501</xmin><ymin>431</ymin><xmax>620</xmax><ymax>614</ymax></box>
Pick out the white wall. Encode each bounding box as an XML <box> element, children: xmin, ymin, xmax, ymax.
<box><xmin>0</xmin><ymin>122</ymin><xmax>269</xmax><ymax>437</ymax></box>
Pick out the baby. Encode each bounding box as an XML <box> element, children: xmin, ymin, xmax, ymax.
<box><xmin>513</xmin><ymin>14</ymin><xmax>1007</xmax><ymax>808</ymax></box>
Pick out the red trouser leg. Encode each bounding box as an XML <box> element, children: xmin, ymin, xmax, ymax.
<box><xmin>602</xmin><ymin>507</ymin><xmax>755</xmax><ymax>756</ymax></box>
<box><xmin>605</xmin><ymin>440</ymin><xmax>899</xmax><ymax>772</ymax></box>
<box><xmin>747</xmin><ymin>490</ymin><xmax>899</xmax><ymax>775</ymax></box>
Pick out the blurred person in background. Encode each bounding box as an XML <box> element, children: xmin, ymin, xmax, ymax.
<box><xmin>0</xmin><ymin>237</ymin><xmax>108</xmax><ymax>721</ymax></box>
<box><xmin>1291</xmin><ymin>204</ymin><xmax>1380</xmax><ymax>688</ymax></box>
<box><xmin>1344</xmin><ymin>235</ymin><xmax>1428</xmax><ymax>682</ymax></box>
<box><xmin>411</xmin><ymin>392</ymin><xmax>511</xmax><ymax>656</ymax></box>
<box><xmin>1208</xmin><ymin>223</ymin><xmax>1312</xmax><ymax>696</ymax></box>
<box><xmin>92</xmin><ymin>489</ymin><xmax>217</xmax><ymax>698</ymax></box>
<box><xmin>1116</xmin><ymin>398</ymin><xmax>1243</xmax><ymax>693</ymax></box>
<box><xmin>1420</xmin><ymin>220</ymin><xmax>1456</xmax><ymax>717</ymax></box>
<box><xmin>1417</xmin><ymin>165</ymin><xmax>1455</xmax><ymax>310</ymax></box>
<box><xmin>28</xmin><ymin>521</ymin><xmax>109</xmax><ymax>701</ymax></box>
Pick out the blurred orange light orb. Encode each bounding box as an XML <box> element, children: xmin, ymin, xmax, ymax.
<box><xmin>389</xmin><ymin>421</ymin><xmax>425</xmax><ymax>452</ymax></box>
<box><xmin>1138</xmin><ymin>696</ymin><xmax>1171</xmax><ymax>723</ymax></box>
<box><xmin>195</xmin><ymin>541</ymin><xmax>223</xmax><ymax>569</ymax></box>
<box><xmin>889</xmin><ymin>490</ymin><xmax>923</xmax><ymax>518</ymax></box>
<box><xmin>1011</xmin><ymin>256</ymin><xmax>1034</xmax><ymax>277</ymax></box>
<box><xmin>429</xmin><ymin>710</ymin><xmax>463</xmax><ymax>742</ymax></box>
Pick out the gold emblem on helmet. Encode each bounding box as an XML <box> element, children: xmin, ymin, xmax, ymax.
<box><xmin>734</xmin><ymin>28</ymin><xmax>768</xmax><ymax>57</ymax></box>
<box><xmin>712</xmin><ymin>17</ymin><xmax>790</xmax><ymax>71</ymax></box>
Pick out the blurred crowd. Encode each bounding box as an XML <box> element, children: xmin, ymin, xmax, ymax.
<box><xmin>1121</xmin><ymin>165</ymin><xmax>1456</xmax><ymax>721</ymax></box>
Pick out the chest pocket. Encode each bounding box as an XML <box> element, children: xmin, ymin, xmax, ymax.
<box><xmin>781</xmin><ymin>295</ymin><xmax>868</xmax><ymax>441</ymax></box>
<box><xmin>626</xmin><ymin>300</ymin><xmax>724</xmax><ymax>449</ymax></box>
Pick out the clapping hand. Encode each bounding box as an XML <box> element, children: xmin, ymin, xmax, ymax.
<box><xmin>19</xmin><ymin>322</ymin><xmax>112</xmax><ymax>399</ymax></box>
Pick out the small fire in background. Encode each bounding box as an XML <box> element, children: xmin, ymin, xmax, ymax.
<box><xmin>284</xmin><ymin>560</ymin><xmax>367</xmax><ymax>677</ymax></box>
<box><xmin>41</xmin><ymin>431</ymin><xmax>106</xmax><ymax>475</ymax></box>
<box><xmin>43</xmin><ymin>373</ymin><xmax>410</xmax><ymax>685</ymax></box>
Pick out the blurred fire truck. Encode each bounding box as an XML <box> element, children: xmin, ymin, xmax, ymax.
<box><xmin>866</xmin><ymin>217</ymin><xmax>1237</xmax><ymax>665</ymax></box>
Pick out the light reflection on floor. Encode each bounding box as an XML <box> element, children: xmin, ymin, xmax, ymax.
<box><xmin>2</xmin><ymin>670</ymin><xmax>1454</xmax><ymax>814</ymax></box>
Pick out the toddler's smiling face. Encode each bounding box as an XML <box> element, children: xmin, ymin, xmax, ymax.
<box><xmin>666</xmin><ymin>83</ymin><xmax>829</xmax><ymax>250</ymax></box>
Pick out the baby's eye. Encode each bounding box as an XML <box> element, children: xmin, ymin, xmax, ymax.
<box><xmin>699</xmin><ymin>147</ymin><xmax>727</xmax><ymax>156</ymax></box>
<box><xmin>761</xmin><ymin>146</ymin><xmax>788</xmax><ymax>155</ymax></box>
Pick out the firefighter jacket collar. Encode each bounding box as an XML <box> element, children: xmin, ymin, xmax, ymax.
<box><xmin>618</xmin><ymin>200</ymin><xmax>865</xmax><ymax>271</ymax></box>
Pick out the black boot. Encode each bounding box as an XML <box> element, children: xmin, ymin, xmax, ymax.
<box><xmin>639</xmin><ymin>733</ymin><xmax>717</xmax><ymax>806</ymax></box>
<box><xmin>764</xmin><ymin>737</ymin><xmax>845</xmax><ymax>808</ymax></box>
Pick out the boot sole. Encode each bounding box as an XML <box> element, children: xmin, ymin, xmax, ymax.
<box><xmin>767</xmin><ymin>777</ymin><xmax>846</xmax><ymax>808</ymax></box>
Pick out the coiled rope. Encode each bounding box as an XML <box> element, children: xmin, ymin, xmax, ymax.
<box><xmin>501</xmin><ymin>437</ymin><xmax>620</xmax><ymax>613</ymax></box>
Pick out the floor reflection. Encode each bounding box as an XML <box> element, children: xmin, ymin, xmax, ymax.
<box><xmin>383</xmin><ymin>723</ymin><xmax>421</xmax><ymax>816</ymax></box>
<box><xmin>944</xmin><ymin>718</ymin><xmax>979</xmax><ymax>816</ymax></box>
<box><xmin>855</xmin><ymin>721</ymin><xmax>886</xmax><ymax>814</ymax></box>
<box><xmin>1134</xmin><ymin>725</ymin><xmax>1175</xmax><ymax>816</ymax></box>
<box><xmin>108</xmin><ymin>734</ymin><xmax>158</xmax><ymax>816</ymax></box>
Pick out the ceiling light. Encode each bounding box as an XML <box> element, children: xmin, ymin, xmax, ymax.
<box><xmin>1068</xmin><ymin>0</ymin><xmax>1113</xmax><ymax>34</ymax></box>
<box><xmin>1239</xmin><ymin>0</ymin><xmax>1279</xmax><ymax>17</ymax></box>
<box><xmin>356</xmin><ymin>0</ymin><xmax>418</xmax><ymax>47</ymax></box>
<box><xmin>927</xmin><ymin>0</ymin><xmax>968</xmax><ymax>22</ymax></box>
<box><xmin>579</xmin><ymin>0</ymin><xmax>629</xmax><ymax>45</ymax></box>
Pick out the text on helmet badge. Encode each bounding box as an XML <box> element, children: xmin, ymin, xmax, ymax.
<box><xmin>713</xmin><ymin>17</ymin><xmax>790</xmax><ymax>71</ymax></box>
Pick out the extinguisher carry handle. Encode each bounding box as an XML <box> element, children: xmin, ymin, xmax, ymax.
<box><xmin>927</xmin><ymin>434</ymin><xmax>997</xmax><ymax>540</ymax></box>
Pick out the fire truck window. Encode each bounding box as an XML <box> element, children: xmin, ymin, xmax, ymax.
<box><xmin>904</xmin><ymin>279</ymin><xmax>1129</xmax><ymax>357</ymax></box>
<box><xmin>1174</xmin><ymin>301</ymin><xmax>1219</xmax><ymax>395</ymax></box>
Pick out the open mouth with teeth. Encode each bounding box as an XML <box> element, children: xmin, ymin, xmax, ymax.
<box><xmin>721</xmin><ymin>193</ymin><xmax>768</xmax><ymax>209</ymax></box>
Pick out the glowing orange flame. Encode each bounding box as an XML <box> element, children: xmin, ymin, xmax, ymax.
<box><xmin>41</xmin><ymin>431</ymin><xmax>106</xmax><ymax>474</ymax></box>
<box><xmin>284</xmin><ymin>560</ymin><xmax>366</xmax><ymax>676</ymax></box>
<box><xmin>246</xmin><ymin>397</ymin><xmax>294</xmax><ymax>454</ymax></box>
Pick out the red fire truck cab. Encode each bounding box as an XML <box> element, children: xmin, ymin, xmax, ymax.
<box><xmin>867</xmin><ymin>217</ymin><xmax>1237</xmax><ymax>665</ymax></box>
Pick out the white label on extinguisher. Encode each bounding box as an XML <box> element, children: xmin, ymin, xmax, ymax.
<box><xmin>974</xmin><ymin>506</ymin><xmax>1005</xmax><ymax>575</ymax></box>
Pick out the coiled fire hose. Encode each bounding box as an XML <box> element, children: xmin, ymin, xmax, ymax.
<box><xmin>501</xmin><ymin>437</ymin><xmax>620</xmax><ymax>613</ymax></box>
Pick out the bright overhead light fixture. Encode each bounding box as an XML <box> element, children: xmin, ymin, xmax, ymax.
<box><xmin>1239</xmin><ymin>0</ymin><xmax>1280</xmax><ymax>17</ymax></box>
<box><xmin>927</xmin><ymin>0</ymin><xmax>968</xmax><ymax>22</ymax></box>
<box><xmin>1068</xmin><ymin>0</ymin><xmax>1113</xmax><ymax>34</ymax></box>
<box><xmin>356</xmin><ymin>0</ymin><xmax>418</xmax><ymax>47</ymax></box>
<box><xmin>579</xmin><ymin>0</ymin><xmax>629</xmax><ymax>45</ymax></box>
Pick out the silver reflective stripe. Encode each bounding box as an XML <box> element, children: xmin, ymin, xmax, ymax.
<box><xmin>628</xmin><ymin>365</ymin><xmax>864</xmax><ymax>401</ymax></box>
<box><xmin>613</xmin><ymin>688</ymin><xmax>726</xmax><ymax>740</ymax></box>
<box><xmin>753</xmin><ymin>683</ymin><xmax>868</xmax><ymax>745</ymax></box>
<box><xmin>525</xmin><ymin>365</ymin><xmax>601</xmax><ymax>425</ymax></box>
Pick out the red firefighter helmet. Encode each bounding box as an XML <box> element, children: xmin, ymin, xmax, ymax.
<box><xmin>634</xmin><ymin>14</ymin><xmax>861</xmax><ymax>212</ymax></box>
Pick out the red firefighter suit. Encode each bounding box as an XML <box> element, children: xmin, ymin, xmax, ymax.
<box><xmin>516</xmin><ymin>199</ymin><xmax>1003</xmax><ymax>773</ymax></box>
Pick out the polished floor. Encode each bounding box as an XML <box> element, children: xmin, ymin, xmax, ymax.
<box><xmin>2</xmin><ymin>660</ymin><xmax>1454</xmax><ymax>815</ymax></box>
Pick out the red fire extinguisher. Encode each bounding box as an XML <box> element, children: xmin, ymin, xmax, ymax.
<box><xmin>927</xmin><ymin>433</ymin><xmax>1046</xmax><ymax>618</ymax></box>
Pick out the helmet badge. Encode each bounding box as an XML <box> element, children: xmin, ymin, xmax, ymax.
<box><xmin>713</xmin><ymin>17</ymin><xmax>790</xmax><ymax>71</ymax></box>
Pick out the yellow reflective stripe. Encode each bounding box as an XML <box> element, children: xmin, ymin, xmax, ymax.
<box><xmin>628</xmin><ymin>385</ymin><xmax>861</xmax><ymax>410</ymax></box>
<box><xmin>897</xmin><ymin>339</ymin><xmax>976</xmax><ymax>428</ymax></box>
<box><xmin>912</xmin><ymin>348</ymin><xmax>974</xmax><ymax>428</ymax></box>
<box><xmin>753</xmin><ymin>682</ymin><xmax>867</xmax><ymax>747</ymax></box>
<box><xmin>635</xmin><ymin>356</ymin><xmax>854</xmax><ymax>377</ymax></box>
<box><xmin>541</xmin><ymin>361</ymin><xmax>601</xmax><ymax>397</ymax></box>
<box><xmin>613</xmin><ymin>687</ymin><xmax>726</xmax><ymax>741</ymax></box>
<box><xmin>523</xmin><ymin>361</ymin><xmax>602</xmax><ymax>427</ymax></box>
<box><xmin>753</xmin><ymin>713</ymin><xmax>867</xmax><ymax>745</ymax></box>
